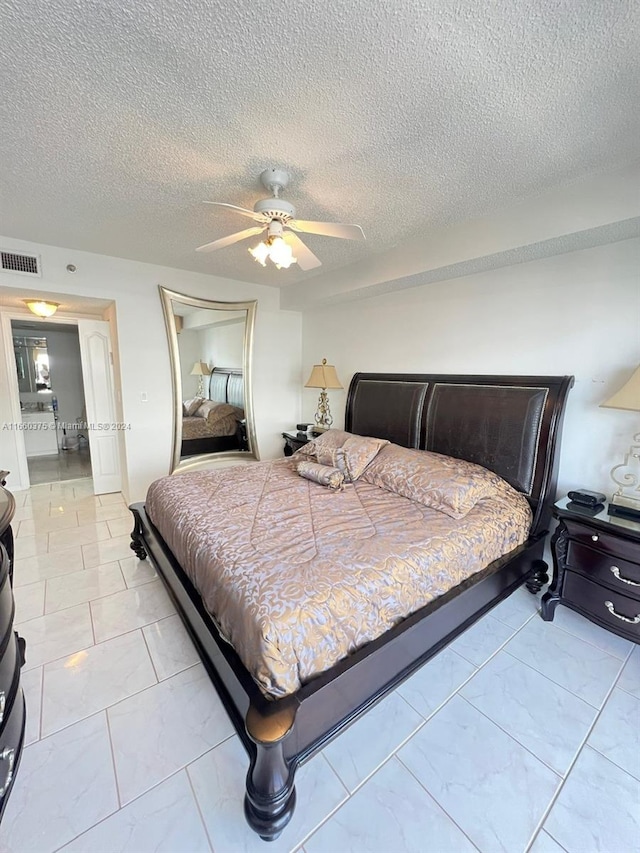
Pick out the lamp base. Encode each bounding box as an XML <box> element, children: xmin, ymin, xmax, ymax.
<box><xmin>608</xmin><ymin>501</ymin><xmax>640</xmax><ymax>521</ymax></box>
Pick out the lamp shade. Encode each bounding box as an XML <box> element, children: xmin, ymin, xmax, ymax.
<box><xmin>600</xmin><ymin>366</ymin><xmax>640</xmax><ymax>412</ymax></box>
<box><xmin>304</xmin><ymin>359</ymin><xmax>343</xmax><ymax>390</ymax></box>
<box><xmin>190</xmin><ymin>361</ymin><xmax>211</xmax><ymax>377</ymax></box>
<box><xmin>24</xmin><ymin>300</ymin><xmax>60</xmax><ymax>318</ymax></box>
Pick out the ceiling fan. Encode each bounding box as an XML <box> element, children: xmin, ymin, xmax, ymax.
<box><xmin>196</xmin><ymin>168</ymin><xmax>365</xmax><ymax>271</ymax></box>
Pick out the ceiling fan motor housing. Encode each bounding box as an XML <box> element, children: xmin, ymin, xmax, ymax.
<box><xmin>253</xmin><ymin>197</ymin><xmax>296</xmax><ymax>222</ymax></box>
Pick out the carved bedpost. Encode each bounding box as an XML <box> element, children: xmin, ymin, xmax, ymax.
<box><xmin>541</xmin><ymin>520</ymin><xmax>568</xmax><ymax>620</ymax></box>
<box><xmin>244</xmin><ymin>703</ymin><xmax>297</xmax><ymax>841</ymax></box>
<box><xmin>129</xmin><ymin>509</ymin><xmax>148</xmax><ymax>561</ymax></box>
<box><xmin>525</xmin><ymin>559</ymin><xmax>549</xmax><ymax>594</ymax></box>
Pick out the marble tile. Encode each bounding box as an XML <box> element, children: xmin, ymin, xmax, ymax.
<box><xmin>0</xmin><ymin>713</ymin><xmax>118</xmax><ymax>853</ymax></box>
<box><xmin>119</xmin><ymin>555</ymin><xmax>158</xmax><ymax>588</ymax></box>
<box><xmin>323</xmin><ymin>692</ymin><xmax>423</xmax><ymax>792</ymax></box>
<box><xmin>21</xmin><ymin>666</ymin><xmax>43</xmax><ymax>746</ymax></box>
<box><xmin>107</xmin><ymin>516</ymin><xmax>134</xmax><ymax>538</ymax></box>
<box><xmin>58</xmin><ymin>771</ymin><xmax>211</xmax><ymax>853</ymax></box>
<box><xmin>188</xmin><ymin>735</ymin><xmax>348</xmax><ymax>853</ymax></box>
<box><xmin>83</xmin><ymin>534</ymin><xmax>136</xmax><ymax>568</ymax></box>
<box><xmin>505</xmin><ymin>617</ymin><xmax>624</xmax><ymax>708</ymax></box>
<box><xmin>90</xmin><ymin>581</ymin><xmax>175</xmax><ymax>642</ymax></box>
<box><xmin>108</xmin><ymin>663</ymin><xmax>234</xmax><ymax>804</ymax></box>
<box><xmin>13</xmin><ymin>580</ymin><xmax>45</xmax><ymax>622</ymax></box>
<box><xmin>398</xmin><ymin>695</ymin><xmax>560</xmax><ymax>853</ymax></box>
<box><xmin>13</xmin><ymin>533</ymin><xmax>49</xmax><ymax>559</ymax></box>
<box><xmin>529</xmin><ymin>830</ymin><xmax>568</xmax><ymax>853</ymax></box>
<box><xmin>142</xmin><ymin>614</ymin><xmax>199</xmax><ymax>680</ymax></box>
<box><xmin>587</xmin><ymin>687</ymin><xmax>640</xmax><ymax>779</ymax></box>
<box><xmin>11</xmin><ymin>504</ymin><xmax>35</xmax><ymax>522</ymax></box>
<box><xmin>544</xmin><ymin>746</ymin><xmax>640</xmax><ymax>853</ymax></box>
<box><xmin>449</xmin><ymin>614</ymin><xmax>515</xmax><ymax>666</ymax></box>
<box><xmin>305</xmin><ymin>757</ymin><xmax>475</xmax><ymax>853</ymax></box>
<box><xmin>41</xmin><ymin>630</ymin><xmax>157</xmax><ymax>736</ymax></box>
<box><xmin>398</xmin><ymin>647</ymin><xmax>476</xmax><ymax>719</ymax></box>
<box><xmin>13</xmin><ymin>546</ymin><xmax>84</xmax><ymax>587</ymax></box>
<box><xmin>99</xmin><ymin>491</ymin><xmax>126</xmax><ymax>505</ymax></box>
<box><xmin>461</xmin><ymin>651</ymin><xmax>597</xmax><ymax>775</ymax></box>
<box><xmin>18</xmin><ymin>604</ymin><xmax>94</xmax><ymax>670</ymax></box>
<box><xmin>617</xmin><ymin>645</ymin><xmax>640</xmax><ymax>699</ymax></box>
<box><xmin>17</xmin><ymin>513</ymin><xmax>78</xmax><ymax>538</ymax></box>
<box><xmin>76</xmin><ymin>503</ymin><xmax>130</xmax><ymax>526</ymax></box>
<box><xmin>552</xmin><ymin>605</ymin><xmax>633</xmax><ymax>660</ymax></box>
<box><xmin>50</xmin><ymin>496</ymin><xmax>101</xmax><ymax>515</ymax></box>
<box><xmin>490</xmin><ymin>586</ymin><xmax>541</xmax><ymax>629</ymax></box>
<box><xmin>44</xmin><ymin>563</ymin><xmax>125</xmax><ymax>613</ymax></box>
<box><xmin>48</xmin><ymin>521</ymin><xmax>110</xmax><ymax>552</ymax></box>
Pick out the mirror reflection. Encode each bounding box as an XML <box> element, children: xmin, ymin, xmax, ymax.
<box><xmin>159</xmin><ymin>287</ymin><xmax>258</xmax><ymax>472</ymax></box>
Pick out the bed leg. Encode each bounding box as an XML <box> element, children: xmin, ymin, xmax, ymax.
<box><xmin>244</xmin><ymin>703</ymin><xmax>297</xmax><ymax>842</ymax></box>
<box><xmin>525</xmin><ymin>559</ymin><xmax>549</xmax><ymax>594</ymax></box>
<box><xmin>129</xmin><ymin>511</ymin><xmax>148</xmax><ymax>561</ymax></box>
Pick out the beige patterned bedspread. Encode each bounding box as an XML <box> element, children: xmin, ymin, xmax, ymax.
<box><xmin>146</xmin><ymin>457</ymin><xmax>531</xmax><ymax>698</ymax></box>
<box><xmin>182</xmin><ymin>403</ymin><xmax>242</xmax><ymax>440</ymax></box>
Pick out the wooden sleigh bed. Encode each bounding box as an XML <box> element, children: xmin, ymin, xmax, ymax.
<box><xmin>180</xmin><ymin>366</ymin><xmax>246</xmax><ymax>457</ymax></box>
<box><xmin>129</xmin><ymin>372</ymin><xmax>573</xmax><ymax>841</ymax></box>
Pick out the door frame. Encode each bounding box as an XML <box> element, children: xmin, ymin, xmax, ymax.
<box><xmin>1</xmin><ymin>308</ymin><xmax>123</xmax><ymax>492</ymax></box>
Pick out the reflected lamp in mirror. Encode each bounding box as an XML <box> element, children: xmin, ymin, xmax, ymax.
<box><xmin>600</xmin><ymin>365</ymin><xmax>640</xmax><ymax>520</ymax></box>
<box><xmin>190</xmin><ymin>361</ymin><xmax>211</xmax><ymax>397</ymax></box>
<box><xmin>304</xmin><ymin>359</ymin><xmax>343</xmax><ymax>431</ymax></box>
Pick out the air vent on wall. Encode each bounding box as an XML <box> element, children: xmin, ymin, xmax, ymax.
<box><xmin>1</xmin><ymin>251</ymin><xmax>41</xmax><ymax>277</ymax></box>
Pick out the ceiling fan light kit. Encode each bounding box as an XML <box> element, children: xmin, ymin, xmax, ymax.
<box><xmin>197</xmin><ymin>168</ymin><xmax>365</xmax><ymax>271</ymax></box>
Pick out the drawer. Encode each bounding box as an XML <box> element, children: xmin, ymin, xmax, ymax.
<box><xmin>563</xmin><ymin>518</ymin><xmax>640</xmax><ymax>565</ymax></box>
<box><xmin>0</xmin><ymin>689</ymin><xmax>25</xmax><ymax>819</ymax></box>
<box><xmin>567</xmin><ymin>541</ymin><xmax>640</xmax><ymax>601</ymax></box>
<box><xmin>563</xmin><ymin>571</ymin><xmax>640</xmax><ymax>642</ymax></box>
<box><xmin>0</xmin><ymin>570</ymin><xmax>14</xmax><ymax>648</ymax></box>
<box><xmin>0</xmin><ymin>633</ymin><xmax>19</xmax><ymax>731</ymax></box>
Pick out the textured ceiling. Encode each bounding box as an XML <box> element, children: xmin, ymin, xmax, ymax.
<box><xmin>1</xmin><ymin>0</ymin><xmax>638</xmax><ymax>288</ymax></box>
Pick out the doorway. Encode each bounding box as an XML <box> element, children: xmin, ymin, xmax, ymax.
<box><xmin>11</xmin><ymin>319</ymin><xmax>92</xmax><ymax>485</ymax></box>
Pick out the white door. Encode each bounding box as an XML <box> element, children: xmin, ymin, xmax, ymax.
<box><xmin>78</xmin><ymin>320</ymin><xmax>122</xmax><ymax>495</ymax></box>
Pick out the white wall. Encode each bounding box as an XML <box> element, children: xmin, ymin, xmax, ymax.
<box><xmin>176</xmin><ymin>329</ymin><xmax>202</xmax><ymax>399</ymax></box>
<box><xmin>201</xmin><ymin>321</ymin><xmax>244</xmax><ymax>370</ymax></box>
<box><xmin>301</xmin><ymin>238</ymin><xmax>640</xmax><ymax>499</ymax></box>
<box><xmin>0</xmin><ymin>236</ymin><xmax>302</xmax><ymax>501</ymax></box>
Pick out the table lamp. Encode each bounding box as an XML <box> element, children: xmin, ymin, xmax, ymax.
<box><xmin>304</xmin><ymin>359</ymin><xmax>343</xmax><ymax>431</ymax></box>
<box><xmin>190</xmin><ymin>361</ymin><xmax>211</xmax><ymax>397</ymax></box>
<box><xmin>600</xmin><ymin>365</ymin><xmax>640</xmax><ymax>520</ymax></box>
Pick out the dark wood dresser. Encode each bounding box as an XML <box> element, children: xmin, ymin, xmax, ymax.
<box><xmin>0</xmin><ymin>472</ymin><xmax>26</xmax><ymax>821</ymax></box>
<box><xmin>542</xmin><ymin>497</ymin><xmax>640</xmax><ymax>643</ymax></box>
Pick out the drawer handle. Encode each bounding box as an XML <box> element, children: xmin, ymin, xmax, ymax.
<box><xmin>0</xmin><ymin>747</ymin><xmax>15</xmax><ymax>797</ymax></box>
<box><xmin>610</xmin><ymin>566</ymin><xmax>640</xmax><ymax>587</ymax></box>
<box><xmin>604</xmin><ymin>601</ymin><xmax>640</xmax><ymax>625</ymax></box>
<box><xmin>0</xmin><ymin>692</ymin><xmax>4</xmax><ymax>725</ymax></box>
<box><xmin>591</xmin><ymin>535</ymin><xmax>599</xmax><ymax>542</ymax></box>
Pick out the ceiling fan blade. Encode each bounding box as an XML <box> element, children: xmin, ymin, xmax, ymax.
<box><xmin>196</xmin><ymin>226</ymin><xmax>265</xmax><ymax>253</ymax></box>
<box><xmin>203</xmin><ymin>202</ymin><xmax>267</xmax><ymax>223</ymax></box>
<box><xmin>283</xmin><ymin>232</ymin><xmax>322</xmax><ymax>271</ymax></box>
<box><xmin>289</xmin><ymin>219</ymin><xmax>365</xmax><ymax>241</ymax></box>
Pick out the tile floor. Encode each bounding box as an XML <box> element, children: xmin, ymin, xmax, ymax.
<box><xmin>27</xmin><ymin>447</ymin><xmax>92</xmax><ymax>485</ymax></box>
<box><xmin>1</xmin><ymin>478</ymin><xmax>638</xmax><ymax>853</ymax></box>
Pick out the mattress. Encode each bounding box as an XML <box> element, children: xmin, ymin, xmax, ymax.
<box><xmin>146</xmin><ymin>455</ymin><xmax>531</xmax><ymax>698</ymax></box>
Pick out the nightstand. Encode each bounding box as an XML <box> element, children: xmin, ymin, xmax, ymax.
<box><xmin>282</xmin><ymin>431</ymin><xmax>311</xmax><ymax>457</ymax></box>
<box><xmin>542</xmin><ymin>497</ymin><xmax>640</xmax><ymax>643</ymax></box>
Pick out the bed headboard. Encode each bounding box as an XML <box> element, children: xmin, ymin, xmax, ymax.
<box><xmin>208</xmin><ymin>367</ymin><xmax>244</xmax><ymax>411</ymax></box>
<box><xmin>345</xmin><ymin>373</ymin><xmax>573</xmax><ymax>538</ymax></box>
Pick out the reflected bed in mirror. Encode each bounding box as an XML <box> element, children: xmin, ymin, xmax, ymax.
<box><xmin>159</xmin><ymin>286</ymin><xmax>258</xmax><ymax>473</ymax></box>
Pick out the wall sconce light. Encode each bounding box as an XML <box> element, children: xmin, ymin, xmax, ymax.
<box><xmin>600</xmin><ymin>365</ymin><xmax>640</xmax><ymax>520</ymax></box>
<box><xmin>24</xmin><ymin>300</ymin><xmax>60</xmax><ymax>318</ymax></box>
<box><xmin>190</xmin><ymin>361</ymin><xmax>211</xmax><ymax>397</ymax></box>
<box><xmin>304</xmin><ymin>358</ymin><xmax>343</xmax><ymax>431</ymax></box>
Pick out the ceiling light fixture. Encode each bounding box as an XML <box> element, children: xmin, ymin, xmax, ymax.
<box><xmin>23</xmin><ymin>299</ymin><xmax>60</xmax><ymax>318</ymax></box>
<box><xmin>248</xmin><ymin>220</ymin><xmax>297</xmax><ymax>270</ymax></box>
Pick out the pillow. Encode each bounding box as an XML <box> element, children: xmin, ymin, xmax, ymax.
<box><xmin>183</xmin><ymin>397</ymin><xmax>204</xmax><ymax>417</ymax></box>
<box><xmin>361</xmin><ymin>444</ymin><xmax>499</xmax><ymax>519</ymax></box>
<box><xmin>296</xmin><ymin>430</ymin><xmax>389</xmax><ymax>480</ymax></box>
<box><xmin>196</xmin><ymin>401</ymin><xmax>239</xmax><ymax>424</ymax></box>
<box><xmin>297</xmin><ymin>461</ymin><xmax>345</xmax><ymax>491</ymax></box>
